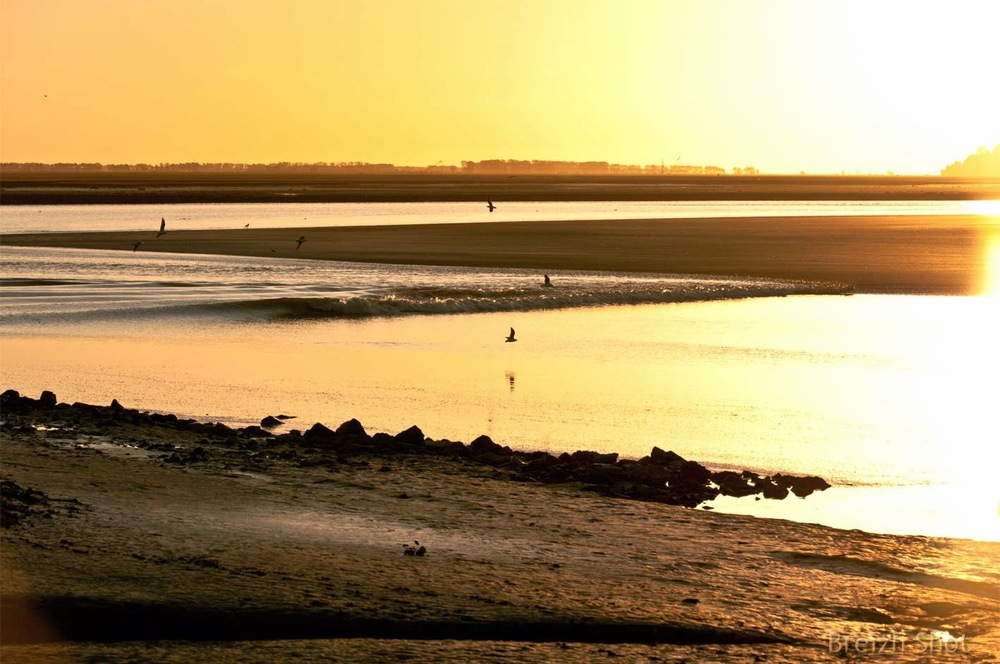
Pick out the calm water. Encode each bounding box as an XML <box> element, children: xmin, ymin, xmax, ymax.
<box><xmin>3</xmin><ymin>199</ymin><xmax>999</xmax><ymax>234</ymax></box>
<box><xmin>2</xmin><ymin>201</ymin><xmax>999</xmax><ymax>541</ymax></box>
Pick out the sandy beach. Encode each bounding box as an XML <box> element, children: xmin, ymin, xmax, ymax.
<box><xmin>4</xmin><ymin>214</ymin><xmax>998</xmax><ymax>295</ymax></box>
<box><xmin>2</xmin><ymin>392</ymin><xmax>998</xmax><ymax>663</ymax></box>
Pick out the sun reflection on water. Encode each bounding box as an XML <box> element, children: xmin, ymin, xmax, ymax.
<box><xmin>983</xmin><ymin>231</ymin><xmax>1000</xmax><ymax>297</ymax></box>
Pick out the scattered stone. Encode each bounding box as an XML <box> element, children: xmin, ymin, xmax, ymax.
<box><xmin>402</xmin><ymin>541</ymin><xmax>426</xmax><ymax>556</ymax></box>
<box><xmin>647</xmin><ymin>446</ymin><xmax>685</xmax><ymax>467</ymax></box>
<box><xmin>1</xmin><ymin>478</ymin><xmax>51</xmax><ymax>527</ymax></box>
<box><xmin>336</xmin><ymin>419</ymin><xmax>369</xmax><ymax>440</ymax></box>
<box><xmin>470</xmin><ymin>435</ymin><xmax>504</xmax><ymax>455</ymax></box>
<box><xmin>394</xmin><ymin>425</ymin><xmax>425</xmax><ymax>447</ymax></box>
<box><xmin>1</xmin><ymin>389</ymin><xmax>832</xmax><ymax>512</ymax></box>
<box><xmin>303</xmin><ymin>422</ymin><xmax>337</xmax><ymax>444</ymax></box>
<box><xmin>39</xmin><ymin>390</ymin><xmax>58</xmax><ymax>408</ymax></box>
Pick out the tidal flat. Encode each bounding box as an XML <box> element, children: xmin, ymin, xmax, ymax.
<box><xmin>2</xmin><ymin>393</ymin><xmax>998</xmax><ymax>663</ymax></box>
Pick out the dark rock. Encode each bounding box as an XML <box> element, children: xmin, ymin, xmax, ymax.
<box><xmin>646</xmin><ymin>447</ymin><xmax>686</xmax><ymax>467</ymax></box>
<box><xmin>621</xmin><ymin>462</ymin><xmax>673</xmax><ymax>486</ymax></box>
<box><xmin>1</xmin><ymin>391</ymin><xmax>35</xmax><ymax>412</ymax></box>
<box><xmin>475</xmin><ymin>451</ymin><xmax>510</xmax><ymax>467</ymax></box>
<box><xmin>1</xmin><ymin>478</ymin><xmax>51</xmax><ymax>527</ymax></box>
<box><xmin>109</xmin><ymin>399</ymin><xmax>126</xmax><ymax>413</ymax></box>
<box><xmin>758</xmin><ymin>478</ymin><xmax>789</xmax><ymax>500</ymax></box>
<box><xmin>672</xmin><ymin>460</ymin><xmax>712</xmax><ymax>487</ymax></box>
<box><xmin>424</xmin><ymin>439</ymin><xmax>466</xmax><ymax>457</ymax></box>
<box><xmin>371</xmin><ymin>432</ymin><xmax>395</xmax><ymax>446</ymax></box>
<box><xmin>713</xmin><ymin>470</ymin><xmax>758</xmax><ymax>498</ymax></box>
<box><xmin>574</xmin><ymin>464</ymin><xmax>627</xmax><ymax>485</ymax></box>
<box><xmin>239</xmin><ymin>426</ymin><xmax>273</xmax><ymax>439</ymax></box>
<box><xmin>336</xmin><ymin>419</ymin><xmax>369</xmax><ymax>440</ymax></box>
<box><xmin>774</xmin><ymin>474</ymin><xmax>831</xmax><ymax>498</ymax></box>
<box><xmin>71</xmin><ymin>402</ymin><xmax>102</xmax><ymax>415</ymax></box>
<box><xmin>394</xmin><ymin>425</ymin><xmax>425</xmax><ymax>447</ymax></box>
<box><xmin>303</xmin><ymin>422</ymin><xmax>338</xmax><ymax>444</ymax></box>
<box><xmin>260</xmin><ymin>416</ymin><xmax>282</xmax><ymax>428</ymax></box>
<box><xmin>523</xmin><ymin>453</ymin><xmax>559</xmax><ymax>473</ymax></box>
<box><xmin>569</xmin><ymin>450</ymin><xmax>618</xmax><ymax>465</ymax></box>
<box><xmin>469</xmin><ymin>435</ymin><xmax>505</xmax><ymax>455</ymax></box>
<box><xmin>38</xmin><ymin>391</ymin><xmax>58</xmax><ymax>408</ymax></box>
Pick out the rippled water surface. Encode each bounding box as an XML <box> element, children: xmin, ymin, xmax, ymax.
<box><xmin>2</xmin><ymin>201</ymin><xmax>998</xmax><ymax>540</ymax></box>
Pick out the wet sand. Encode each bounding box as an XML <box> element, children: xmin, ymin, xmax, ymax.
<box><xmin>2</xmin><ymin>395</ymin><xmax>998</xmax><ymax>662</ymax></box>
<box><xmin>4</xmin><ymin>215</ymin><xmax>997</xmax><ymax>294</ymax></box>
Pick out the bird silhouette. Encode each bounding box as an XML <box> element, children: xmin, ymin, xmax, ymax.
<box><xmin>505</xmin><ymin>327</ymin><xmax>517</xmax><ymax>343</ymax></box>
<box><xmin>487</xmin><ymin>200</ymin><xmax>496</xmax><ymax>212</ymax></box>
<box><xmin>543</xmin><ymin>274</ymin><xmax>552</xmax><ymax>287</ymax></box>
<box><xmin>132</xmin><ymin>241</ymin><xmax>143</xmax><ymax>252</ymax></box>
<box><xmin>155</xmin><ymin>217</ymin><xmax>166</xmax><ymax>238</ymax></box>
<box><xmin>295</xmin><ymin>236</ymin><xmax>307</xmax><ymax>250</ymax></box>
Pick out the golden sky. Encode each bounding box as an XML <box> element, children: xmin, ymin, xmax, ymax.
<box><xmin>1</xmin><ymin>0</ymin><xmax>998</xmax><ymax>173</ymax></box>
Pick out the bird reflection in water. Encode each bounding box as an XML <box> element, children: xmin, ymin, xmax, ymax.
<box><xmin>505</xmin><ymin>371</ymin><xmax>516</xmax><ymax>393</ymax></box>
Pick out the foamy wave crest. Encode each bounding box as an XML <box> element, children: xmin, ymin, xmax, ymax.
<box><xmin>199</xmin><ymin>280</ymin><xmax>851</xmax><ymax>320</ymax></box>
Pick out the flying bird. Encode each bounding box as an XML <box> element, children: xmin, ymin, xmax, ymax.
<box><xmin>295</xmin><ymin>236</ymin><xmax>307</xmax><ymax>251</ymax></box>
<box><xmin>156</xmin><ymin>217</ymin><xmax>166</xmax><ymax>237</ymax></box>
<box><xmin>487</xmin><ymin>200</ymin><xmax>496</xmax><ymax>213</ymax></box>
<box><xmin>505</xmin><ymin>327</ymin><xmax>517</xmax><ymax>343</ymax></box>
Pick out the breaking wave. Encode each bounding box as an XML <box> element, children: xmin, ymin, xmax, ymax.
<box><xmin>193</xmin><ymin>280</ymin><xmax>851</xmax><ymax>321</ymax></box>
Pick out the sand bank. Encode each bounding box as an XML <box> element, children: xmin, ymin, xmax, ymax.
<box><xmin>2</xmin><ymin>393</ymin><xmax>998</xmax><ymax>662</ymax></box>
<box><xmin>4</xmin><ymin>215</ymin><xmax>998</xmax><ymax>294</ymax></box>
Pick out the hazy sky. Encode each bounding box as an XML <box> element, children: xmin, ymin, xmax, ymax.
<box><xmin>1</xmin><ymin>0</ymin><xmax>998</xmax><ymax>173</ymax></box>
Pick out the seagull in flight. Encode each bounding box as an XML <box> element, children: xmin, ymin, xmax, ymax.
<box><xmin>505</xmin><ymin>327</ymin><xmax>517</xmax><ymax>343</ymax></box>
<box><xmin>295</xmin><ymin>235</ymin><xmax>307</xmax><ymax>251</ymax></box>
<box><xmin>155</xmin><ymin>217</ymin><xmax>166</xmax><ymax>238</ymax></box>
<box><xmin>487</xmin><ymin>200</ymin><xmax>496</xmax><ymax>213</ymax></box>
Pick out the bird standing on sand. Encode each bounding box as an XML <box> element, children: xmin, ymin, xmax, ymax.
<box><xmin>505</xmin><ymin>327</ymin><xmax>517</xmax><ymax>343</ymax></box>
<box><xmin>543</xmin><ymin>274</ymin><xmax>552</xmax><ymax>287</ymax></box>
<box><xmin>132</xmin><ymin>241</ymin><xmax>143</xmax><ymax>252</ymax></box>
<box><xmin>296</xmin><ymin>236</ymin><xmax>307</xmax><ymax>251</ymax></box>
<box><xmin>156</xmin><ymin>217</ymin><xmax>166</xmax><ymax>238</ymax></box>
<box><xmin>487</xmin><ymin>200</ymin><xmax>496</xmax><ymax>212</ymax></box>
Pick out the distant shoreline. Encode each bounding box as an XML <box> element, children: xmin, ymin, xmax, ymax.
<box><xmin>2</xmin><ymin>172</ymin><xmax>999</xmax><ymax>205</ymax></box>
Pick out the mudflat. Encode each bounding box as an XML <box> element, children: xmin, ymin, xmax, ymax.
<box><xmin>4</xmin><ymin>215</ymin><xmax>997</xmax><ymax>294</ymax></box>
<box><xmin>3</xmin><ymin>393</ymin><xmax>998</xmax><ymax>662</ymax></box>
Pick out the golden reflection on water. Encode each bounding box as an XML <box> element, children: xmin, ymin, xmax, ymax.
<box><xmin>2</xmin><ymin>291</ymin><xmax>998</xmax><ymax>540</ymax></box>
<box><xmin>983</xmin><ymin>231</ymin><xmax>1000</xmax><ymax>297</ymax></box>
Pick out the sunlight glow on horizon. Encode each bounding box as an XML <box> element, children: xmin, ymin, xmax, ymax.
<box><xmin>2</xmin><ymin>0</ymin><xmax>999</xmax><ymax>173</ymax></box>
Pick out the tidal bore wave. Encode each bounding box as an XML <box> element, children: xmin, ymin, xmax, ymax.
<box><xmin>193</xmin><ymin>281</ymin><xmax>851</xmax><ymax>321</ymax></box>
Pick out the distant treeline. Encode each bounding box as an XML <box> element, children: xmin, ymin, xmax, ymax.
<box><xmin>1</xmin><ymin>160</ymin><xmax>752</xmax><ymax>176</ymax></box>
<box><xmin>941</xmin><ymin>145</ymin><xmax>1000</xmax><ymax>177</ymax></box>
